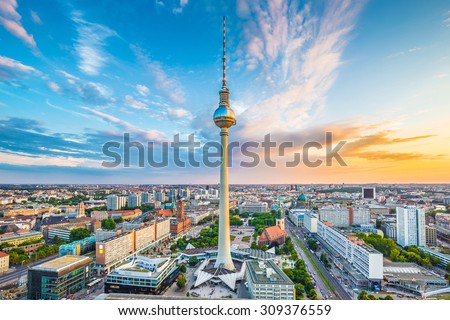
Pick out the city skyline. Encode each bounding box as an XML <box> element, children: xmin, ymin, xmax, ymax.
<box><xmin>1</xmin><ymin>0</ymin><xmax>450</xmax><ymax>184</ymax></box>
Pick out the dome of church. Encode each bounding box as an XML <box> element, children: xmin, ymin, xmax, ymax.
<box><xmin>297</xmin><ymin>193</ymin><xmax>307</xmax><ymax>202</ymax></box>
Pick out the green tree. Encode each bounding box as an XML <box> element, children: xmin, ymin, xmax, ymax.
<box><xmin>383</xmin><ymin>295</ymin><xmax>394</xmax><ymax>300</ymax></box>
<box><xmin>102</xmin><ymin>218</ymin><xmax>117</xmax><ymax>230</ymax></box>
<box><xmin>358</xmin><ymin>290</ymin><xmax>368</xmax><ymax>300</ymax></box>
<box><xmin>176</xmin><ymin>274</ymin><xmax>187</xmax><ymax>289</ymax></box>
<box><xmin>307</xmin><ymin>239</ymin><xmax>318</xmax><ymax>251</ymax></box>
<box><xmin>446</xmin><ymin>263</ymin><xmax>450</xmax><ymax>272</ymax></box>
<box><xmin>189</xmin><ymin>256</ymin><xmax>199</xmax><ymax>267</ymax></box>
<box><xmin>179</xmin><ymin>264</ymin><xmax>187</xmax><ymax>273</ymax></box>
<box><xmin>69</xmin><ymin>228</ymin><xmax>91</xmax><ymax>242</ymax></box>
<box><xmin>294</xmin><ymin>283</ymin><xmax>305</xmax><ymax>299</ymax></box>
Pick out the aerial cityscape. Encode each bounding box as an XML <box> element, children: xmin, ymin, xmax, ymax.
<box><xmin>1</xmin><ymin>0</ymin><xmax>450</xmax><ymax>302</ymax></box>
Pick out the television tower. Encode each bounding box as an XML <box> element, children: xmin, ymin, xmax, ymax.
<box><xmin>213</xmin><ymin>16</ymin><xmax>236</xmax><ymax>271</ymax></box>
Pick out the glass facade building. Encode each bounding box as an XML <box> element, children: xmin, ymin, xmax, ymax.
<box><xmin>28</xmin><ymin>255</ymin><xmax>94</xmax><ymax>300</ymax></box>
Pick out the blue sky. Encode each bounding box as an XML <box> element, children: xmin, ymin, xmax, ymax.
<box><xmin>0</xmin><ymin>0</ymin><xmax>449</xmax><ymax>184</ymax></box>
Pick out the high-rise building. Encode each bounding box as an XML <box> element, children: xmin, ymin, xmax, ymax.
<box><xmin>127</xmin><ymin>193</ymin><xmax>141</xmax><ymax>208</ymax></box>
<box><xmin>107</xmin><ymin>195</ymin><xmax>119</xmax><ymax>211</ymax></box>
<box><xmin>141</xmin><ymin>192</ymin><xmax>150</xmax><ymax>204</ymax></box>
<box><xmin>350</xmin><ymin>207</ymin><xmax>371</xmax><ymax>225</ymax></box>
<box><xmin>118</xmin><ymin>196</ymin><xmax>127</xmax><ymax>209</ymax></box>
<box><xmin>319</xmin><ymin>206</ymin><xmax>350</xmax><ymax>227</ymax></box>
<box><xmin>396</xmin><ymin>206</ymin><xmax>426</xmax><ymax>247</ymax></box>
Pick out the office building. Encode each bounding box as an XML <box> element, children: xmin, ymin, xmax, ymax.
<box><xmin>317</xmin><ymin>220</ymin><xmax>383</xmax><ymax>282</ymax></box>
<box><xmin>304</xmin><ymin>211</ymin><xmax>318</xmax><ymax>233</ymax></box>
<box><xmin>362</xmin><ymin>187</ymin><xmax>376</xmax><ymax>199</ymax></box>
<box><xmin>396</xmin><ymin>206</ymin><xmax>426</xmax><ymax>247</ymax></box>
<box><xmin>0</xmin><ymin>251</ymin><xmax>9</xmax><ymax>274</ymax></box>
<box><xmin>28</xmin><ymin>255</ymin><xmax>94</xmax><ymax>300</ymax></box>
<box><xmin>239</xmin><ymin>202</ymin><xmax>268</xmax><ymax>214</ymax></box>
<box><xmin>425</xmin><ymin>225</ymin><xmax>437</xmax><ymax>247</ymax></box>
<box><xmin>104</xmin><ymin>256</ymin><xmax>179</xmax><ymax>295</ymax></box>
<box><xmin>319</xmin><ymin>207</ymin><xmax>350</xmax><ymax>227</ymax></box>
<box><xmin>350</xmin><ymin>207</ymin><xmax>370</xmax><ymax>225</ymax></box>
<box><xmin>288</xmin><ymin>209</ymin><xmax>308</xmax><ymax>227</ymax></box>
<box><xmin>245</xmin><ymin>260</ymin><xmax>295</xmax><ymax>300</ymax></box>
<box><xmin>95</xmin><ymin>219</ymin><xmax>170</xmax><ymax>275</ymax></box>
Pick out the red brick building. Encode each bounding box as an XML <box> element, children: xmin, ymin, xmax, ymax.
<box><xmin>258</xmin><ymin>225</ymin><xmax>287</xmax><ymax>247</ymax></box>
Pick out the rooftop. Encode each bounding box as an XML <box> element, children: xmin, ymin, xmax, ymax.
<box><xmin>246</xmin><ymin>260</ymin><xmax>293</xmax><ymax>285</ymax></box>
<box><xmin>32</xmin><ymin>255</ymin><xmax>93</xmax><ymax>274</ymax></box>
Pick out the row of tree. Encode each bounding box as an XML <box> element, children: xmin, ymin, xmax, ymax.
<box><xmin>357</xmin><ymin>290</ymin><xmax>393</xmax><ymax>300</ymax></box>
<box><xmin>356</xmin><ymin>233</ymin><xmax>440</xmax><ymax>268</ymax></box>
<box><xmin>283</xmin><ymin>260</ymin><xmax>318</xmax><ymax>300</ymax></box>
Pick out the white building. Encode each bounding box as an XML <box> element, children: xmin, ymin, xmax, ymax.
<box><xmin>245</xmin><ymin>260</ymin><xmax>295</xmax><ymax>300</ymax></box>
<box><xmin>289</xmin><ymin>209</ymin><xmax>310</xmax><ymax>227</ymax></box>
<box><xmin>317</xmin><ymin>220</ymin><xmax>383</xmax><ymax>280</ymax></box>
<box><xmin>118</xmin><ymin>196</ymin><xmax>127</xmax><ymax>209</ymax></box>
<box><xmin>319</xmin><ymin>206</ymin><xmax>350</xmax><ymax>227</ymax></box>
<box><xmin>127</xmin><ymin>193</ymin><xmax>141</xmax><ymax>208</ymax></box>
<box><xmin>351</xmin><ymin>207</ymin><xmax>371</xmax><ymax>225</ymax></box>
<box><xmin>106</xmin><ymin>195</ymin><xmax>119</xmax><ymax>211</ymax></box>
<box><xmin>239</xmin><ymin>202</ymin><xmax>268</xmax><ymax>214</ymax></box>
<box><xmin>187</xmin><ymin>209</ymin><xmax>218</xmax><ymax>225</ymax></box>
<box><xmin>396</xmin><ymin>206</ymin><xmax>426</xmax><ymax>247</ymax></box>
<box><xmin>304</xmin><ymin>211</ymin><xmax>318</xmax><ymax>233</ymax></box>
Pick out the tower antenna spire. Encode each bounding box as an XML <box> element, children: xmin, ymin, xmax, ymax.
<box><xmin>222</xmin><ymin>16</ymin><xmax>227</xmax><ymax>88</ymax></box>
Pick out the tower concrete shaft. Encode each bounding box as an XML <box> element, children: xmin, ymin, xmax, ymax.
<box><xmin>214</xmin><ymin>127</ymin><xmax>235</xmax><ymax>270</ymax></box>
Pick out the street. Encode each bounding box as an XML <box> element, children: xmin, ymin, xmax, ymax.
<box><xmin>285</xmin><ymin>220</ymin><xmax>352</xmax><ymax>300</ymax></box>
<box><xmin>0</xmin><ymin>254</ymin><xmax>59</xmax><ymax>288</ymax></box>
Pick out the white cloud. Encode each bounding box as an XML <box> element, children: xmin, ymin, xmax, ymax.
<box><xmin>232</xmin><ymin>0</ymin><xmax>365</xmax><ymax>139</ymax></box>
<box><xmin>136</xmin><ymin>84</ymin><xmax>150</xmax><ymax>96</ymax></box>
<box><xmin>56</xmin><ymin>70</ymin><xmax>114</xmax><ymax>105</ymax></box>
<box><xmin>72</xmin><ymin>11</ymin><xmax>117</xmax><ymax>75</ymax></box>
<box><xmin>30</xmin><ymin>10</ymin><xmax>42</xmax><ymax>25</ymax></box>
<box><xmin>131</xmin><ymin>44</ymin><xmax>186</xmax><ymax>104</ymax></box>
<box><xmin>56</xmin><ymin>70</ymin><xmax>80</xmax><ymax>81</ymax></box>
<box><xmin>0</xmin><ymin>151</ymin><xmax>99</xmax><ymax>168</ymax></box>
<box><xmin>167</xmin><ymin>107</ymin><xmax>192</xmax><ymax>120</ymax></box>
<box><xmin>0</xmin><ymin>55</ymin><xmax>38</xmax><ymax>80</ymax></box>
<box><xmin>48</xmin><ymin>81</ymin><xmax>60</xmax><ymax>92</ymax></box>
<box><xmin>124</xmin><ymin>95</ymin><xmax>148</xmax><ymax>110</ymax></box>
<box><xmin>0</xmin><ymin>0</ymin><xmax>36</xmax><ymax>47</ymax></box>
<box><xmin>82</xmin><ymin>106</ymin><xmax>166</xmax><ymax>141</ymax></box>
